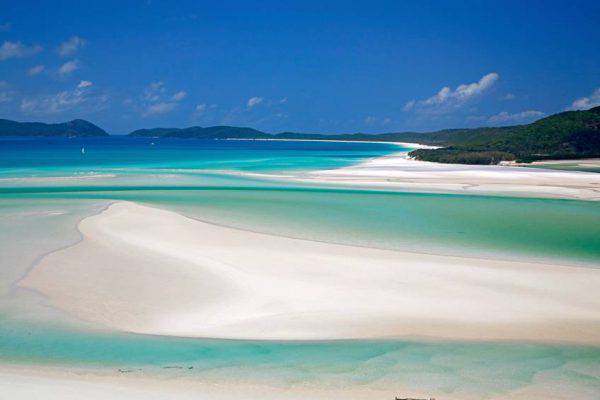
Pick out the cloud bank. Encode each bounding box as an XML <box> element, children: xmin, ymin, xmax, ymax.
<box><xmin>77</xmin><ymin>80</ymin><xmax>93</xmax><ymax>89</ymax></box>
<box><xmin>247</xmin><ymin>96</ymin><xmax>263</xmax><ymax>108</ymax></box>
<box><xmin>0</xmin><ymin>41</ymin><xmax>42</xmax><ymax>61</ymax></box>
<box><xmin>566</xmin><ymin>88</ymin><xmax>600</xmax><ymax>111</ymax></box>
<box><xmin>404</xmin><ymin>72</ymin><xmax>499</xmax><ymax>114</ymax></box>
<box><xmin>57</xmin><ymin>60</ymin><xmax>80</xmax><ymax>76</ymax></box>
<box><xmin>58</xmin><ymin>36</ymin><xmax>86</xmax><ymax>57</ymax></box>
<box><xmin>20</xmin><ymin>82</ymin><xmax>106</xmax><ymax>115</ymax></box>
<box><xmin>27</xmin><ymin>65</ymin><xmax>45</xmax><ymax>76</ymax></box>
<box><xmin>139</xmin><ymin>82</ymin><xmax>187</xmax><ymax>116</ymax></box>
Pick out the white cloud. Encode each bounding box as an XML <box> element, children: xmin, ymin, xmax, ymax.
<box><xmin>566</xmin><ymin>88</ymin><xmax>600</xmax><ymax>111</ymax></box>
<box><xmin>77</xmin><ymin>80</ymin><xmax>93</xmax><ymax>88</ymax></box>
<box><xmin>58</xmin><ymin>36</ymin><xmax>86</xmax><ymax>57</ymax></box>
<box><xmin>192</xmin><ymin>103</ymin><xmax>219</xmax><ymax>119</ymax></box>
<box><xmin>402</xmin><ymin>100</ymin><xmax>416</xmax><ymax>112</ymax></box>
<box><xmin>0</xmin><ymin>81</ymin><xmax>14</xmax><ymax>103</ymax></box>
<box><xmin>488</xmin><ymin>110</ymin><xmax>544</xmax><ymax>124</ymax></box>
<box><xmin>192</xmin><ymin>103</ymin><xmax>207</xmax><ymax>119</ymax></box>
<box><xmin>0</xmin><ymin>91</ymin><xmax>11</xmax><ymax>104</ymax></box>
<box><xmin>142</xmin><ymin>81</ymin><xmax>165</xmax><ymax>102</ymax></box>
<box><xmin>502</xmin><ymin>93</ymin><xmax>516</xmax><ymax>101</ymax></box>
<box><xmin>20</xmin><ymin>82</ymin><xmax>106</xmax><ymax>115</ymax></box>
<box><xmin>171</xmin><ymin>90</ymin><xmax>186</xmax><ymax>101</ymax></box>
<box><xmin>364</xmin><ymin>116</ymin><xmax>392</xmax><ymax>126</ymax></box>
<box><xmin>135</xmin><ymin>82</ymin><xmax>187</xmax><ymax>116</ymax></box>
<box><xmin>404</xmin><ymin>72</ymin><xmax>499</xmax><ymax>114</ymax></box>
<box><xmin>0</xmin><ymin>92</ymin><xmax>11</xmax><ymax>103</ymax></box>
<box><xmin>27</xmin><ymin>65</ymin><xmax>45</xmax><ymax>76</ymax></box>
<box><xmin>247</xmin><ymin>96</ymin><xmax>263</xmax><ymax>108</ymax></box>
<box><xmin>57</xmin><ymin>60</ymin><xmax>80</xmax><ymax>76</ymax></box>
<box><xmin>0</xmin><ymin>41</ymin><xmax>42</xmax><ymax>61</ymax></box>
<box><xmin>279</xmin><ymin>97</ymin><xmax>288</xmax><ymax>104</ymax></box>
<box><xmin>144</xmin><ymin>102</ymin><xmax>176</xmax><ymax>116</ymax></box>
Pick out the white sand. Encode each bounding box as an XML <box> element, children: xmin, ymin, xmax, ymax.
<box><xmin>523</xmin><ymin>158</ymin><xmax>600</xmax><ymax>167</ymax></box>
<box><xmin>223</xmin><ymin>137</ymin><xmax>439</xmax><ymax>149</ymax></box>
<box><xmin>19</xmin><ymin>201</ymin><xmax>600</xmax><ymax>344</ymax></box>
<box><xmin>0</xmin><ymin>364</ymin><xmax>456</xmax><ymax>400</ymax></box>
<box><xmin>300</xmin><ymin>152</ymin><xmax>600</xmax><ymax>200</ymax></box>
<box><xmin>3</xmin><ymin>362</ymin><xmax>597</xmax><ymax>400</ymax></box>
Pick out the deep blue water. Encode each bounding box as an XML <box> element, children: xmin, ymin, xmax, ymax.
<box><xmin>0</xmin><ymin>136</ymin><xmax>402</xmax><ymax>173</ymax></box>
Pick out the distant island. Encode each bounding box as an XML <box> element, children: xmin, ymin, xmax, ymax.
<box><xmin>2</xmin><ymin>106</ymin><xmax>599</xmax><ymax>164</ymax></box>
<box><xmin>0</xmin><ymin>119</ymin><xmax>108</xmax><ymax>137</ymax></box>
<box><xmin>129</xmin><ymin>106</ymin><xmax>600</xmax><ymax>164</ymax></box>
<box><xmin>129</xmin><ymin>125</ymin><xmax>268</xmax><ymax>139</ymax></box>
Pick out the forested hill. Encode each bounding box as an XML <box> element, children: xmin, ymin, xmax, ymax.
<box><xmin>408</xmin><ymin>106</ymin><xmax>600</xmax><ymax>164</ymax></box>
<box><xmin>0</xmin><ymin>119</ymin><xmax>108</xmax><ymax>137</ymax></box>
<box><xmin>129</xmin><ymin>126</ymin><xmax>270</xmax><ymax>139</ymax></box>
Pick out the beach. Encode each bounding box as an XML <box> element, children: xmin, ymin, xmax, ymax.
<box><xmin>7</xmin><ymin>360</ymin><xmax>599</xmax><ymax>400</ymax></box>
<box><xmin>0</xmin><ymin>363</ymin><xmax>438</xmax><ymax>400</ymax></box>
<box><xmin>299</xmin><ymin>152</ymin><xmax>600</xmax><ymax>200</ymax></box>
<box><xmin>223</xmin><ymin>137</ymin><xmax>439</xmax><ymax>149</ymax></box>
<box><xmin>19</xmin><ymin>201</ymin><xmax>600</xmax><ymax>344</ymax></box>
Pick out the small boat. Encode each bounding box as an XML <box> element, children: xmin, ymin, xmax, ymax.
<box><xmin>81</xmin><ymin>147</ymin><xmax>86</xmax><ymax>154</ymax></box>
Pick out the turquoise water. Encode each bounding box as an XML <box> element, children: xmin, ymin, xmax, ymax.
<box><xmin>1</xmin><ymin>315</ymin><xmax>599</xmax><ymax>397</ymax></box>
<box><xmin>3</xmin><ymin>137</ymin><xmax>597</xmax><ymax>264</ymax></box>
<box><xmin>527</xmin><ymin>163</ymin><xmax>600</xmax><ymax>173</ymax></box>
<box><xmin>2</xmin><ymin>186</ymin><xmax>599</xmax><ymax>265</ymax></box>
<box><xmin>1</xmin><ymin>137</ymin><xmax>599</xmax><ymax>397</ymax></box>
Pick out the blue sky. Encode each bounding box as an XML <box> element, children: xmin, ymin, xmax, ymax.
<box><xmin>0</xmin><ymin>0</ymin><xmax>598</xmax><ymax>134</ymax></box>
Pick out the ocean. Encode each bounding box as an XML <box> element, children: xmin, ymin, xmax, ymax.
<box><xmin>1</xmin><ymin>136</ymin><xmax>599</xmax><ymax>398</ymax></box>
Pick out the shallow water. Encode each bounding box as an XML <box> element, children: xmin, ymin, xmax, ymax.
<box><xmin>526</xmin><ymin>163</ymin><xmax>600</xmax><ymax>173</ymax></box>
<box><xmin>2</xmin><ymin>185</ymin><xmax>599</xmax><ymax>265</ymax></box>
<box><xmin>1</xmin><ymin>137</ymin><xmax>599</xmax><ymax>398</ymax></box>
<box><xmin>1</xmin><ymin>314</ymin><xmax>599</xmax><ymax>398</ymax></box>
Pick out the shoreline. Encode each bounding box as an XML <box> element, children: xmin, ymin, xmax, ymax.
<box><xmin>222</xmin><ymin>137</ymin><xmax>440</xmax><ymax>149</ymax></box>
<box><xmin>0</xmin><ymin>363</ymin><xmax>455</xmax><ymax>400</ymax></box>
<box><xmin>19</xmin><ymin>201</ymin><xmax>600</xmax><ymax>344</ymax></box>
<box><xmin>516</xmin><ymin>157</ymin><xmax>600</xmax><ymax>166</ymax></box>
<box><xmin>294</xmin><ymin>151</ymin><xmax>600</xmax><ymax>200</ymax></box>
<box><xmin>3</xmin><ymin>355</ymin><xmax>599</xmax><ymax>400</ymax></box>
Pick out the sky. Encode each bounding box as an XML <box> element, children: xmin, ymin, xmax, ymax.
<box><xmin>0</xmin><ymin>0</ymin><xmax>599</xmax><ymax>134</ymax></box>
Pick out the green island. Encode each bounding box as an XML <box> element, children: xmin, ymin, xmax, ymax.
<box><xmin>0</xmin><ymin>118</ymin><xmax>108</xmax><ymax>137</ymax></box>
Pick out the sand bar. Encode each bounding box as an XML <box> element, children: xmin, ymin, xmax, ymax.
<box><xmin>19</xmin><ymin>201</ymin><xmax>600</xmax><ymax>344</ymax></box>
